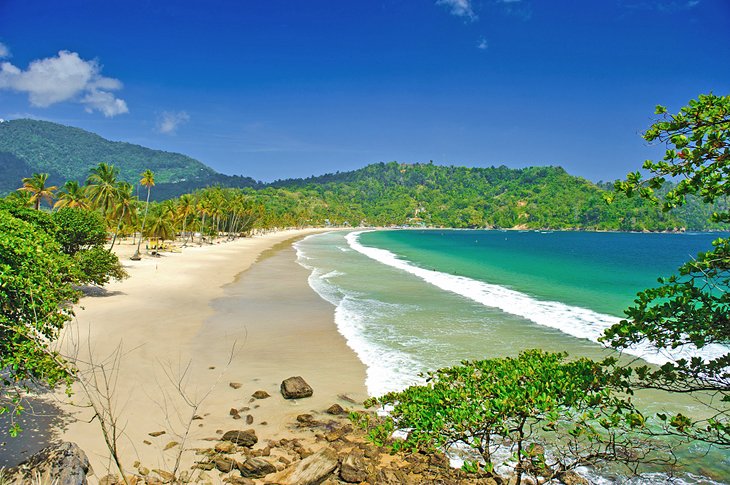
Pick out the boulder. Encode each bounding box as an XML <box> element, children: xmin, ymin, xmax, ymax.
<box><xmin>325</xmin><ymin>403</ymin><xmax>345</xmax><ymax>415</ymax></box>
<box><xmin>213</xmin><ymin>456</ymin><xmax>238</xmax><ymax>473</ymax></box>
<box><xmin>215</xmin><ymin>441</ymin><xmax>237</xmax><ymax>454</ymax></box>
<box><xmin>3</xmin><ymin>442</ymin><xmax>91</xmax><ymax>485</ymax></box>
<box><xmin>252</xmin><ymin>390</ymin><xmax>271</xmax><ymax>399</ymax></box>
<box><xmin>238</xmin><ymin>457</ymin><xmax>277</xmax><ymax>478</ymax></box>
<box><xmin>264</xmin><ymin>447</ymin><xmax>338</xmax><ymax>485</ymax></box>
<box><xmin>280</xmin><ymin>376</ymin><xmax>313</xmax><ymax>399</ymax></box>
<box><xmin>339</xmin><ymin>453</ymin><xmax>369</xmax><ymax>483</ymax></box>
<box><xmin>222</xmin><ymin>429</ymin><xmax>258</xmax><ymax>447</ymax></box>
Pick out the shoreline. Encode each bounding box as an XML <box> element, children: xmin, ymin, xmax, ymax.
<box><xmin>6</xmin><ymin>229</ymin><xmax>369</xmax><ymax>478</ymax></box>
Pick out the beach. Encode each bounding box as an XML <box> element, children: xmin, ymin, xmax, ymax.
<box><xmin>26</xmin><ymin>230</ymin><xmax>367</xmax><ymax>479</ymax></box>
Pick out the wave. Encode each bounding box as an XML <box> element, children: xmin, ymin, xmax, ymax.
<box><xmin>293</xmin><ymin>236</ymin><xmax>423</xmax><ymax>396</ymax></box>
<box><xmin>346</xmin><ymin>231</ymin><xmax>727</xmax><ymax>367</ymax></box>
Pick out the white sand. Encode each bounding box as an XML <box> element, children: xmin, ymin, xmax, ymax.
<box><xmin>52</xmin><ymin>230</ymin><xmax>367</xmax><ymax>480</ymax></box>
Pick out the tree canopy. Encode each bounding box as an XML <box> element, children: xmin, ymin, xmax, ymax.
<box><xmin>602</xmin><ymin>93</ymin><xmax>730</xmax><ymax>446</ymax></box>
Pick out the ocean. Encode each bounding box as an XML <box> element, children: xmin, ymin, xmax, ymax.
<box><xmin>294</xmin><ymin>229</ymin><xmax>729</xmax><ymax>483</ymax></box>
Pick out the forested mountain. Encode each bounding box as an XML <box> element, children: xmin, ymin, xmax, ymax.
<box><xmin>263</xmin><ymin>162</ymin><xmax>685</xmax><ymax>230</ymax></box>
<box><xmin>0</xmin><ymin>119</ymin><xmax>259</xmax><ymax>197</ymax></box>
<box><xmin>1</xmin><ymin>119</ymin><xmax>725</xmax><ymax>231</ymax></box>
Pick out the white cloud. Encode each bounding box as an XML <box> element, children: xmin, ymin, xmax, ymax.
<box><xmin>437</xmin><ymin>0</ymin><xmax>477</xmax><ymax>20</ymax></box>
<box><xmin>477</xmin><ymin>37</ymin><xmax>489</xmax><ymax>50</ymax></box>
<box><xmin>0</xmin><ymin>43</ymin><xmax>9</xmax><ymax>59</ymax></box>
<box><xmin>157</xmin><ymin>111</ymin><xmax>190</xmax><ymax>134</ymax></box>
<box><xmin>0</xmin><ymin>49</ymin><xmax>128</xmax><ymax>117</ymax></box>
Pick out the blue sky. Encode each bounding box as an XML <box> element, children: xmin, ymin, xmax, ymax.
<box><xmin>1</xmin><ymin>0</ymin><xmax>728</xmax><ymax>182</ymax></box>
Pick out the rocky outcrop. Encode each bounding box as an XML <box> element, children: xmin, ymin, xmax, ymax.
<box><xmin>264</xmin><ymin>447</ymin><xmax>338</xmax><ymax>485</ymax></box>
<box><xmin>2</xmin><ymin>442</ymin><xmax>91</xmax><ymax>485</ymax></box>
<box><xmin>280</xmin><ymin>376</ymin><xmax>313</xmax><ymax>399</ymax></box>
<box><xmin>238</xmin><ymin>457</ymin><xmax>277</xmax><ymax>478</ymax></box>
<box><xmin>222</xmin><ymin>429</ymin><xmax>258</xmax><ymax>447</ymax></box>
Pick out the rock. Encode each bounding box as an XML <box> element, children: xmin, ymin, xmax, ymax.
<box><xmin>143</xmin><ymin>440</ymin><xmax>152</xmax><ymax>445</ymax></box>
<box><xmin>296</xmin><ymin>413</ymin><xmax>316</xmax><ymax>424</ymax></box>
<box><xmin>193</xmin><ymin>462</ymin><xmax>215</xmax><ymax>471</ymax></box>
<box><xmin>138</xmin><ymin>466</ymin><xmax>150</xmax><ymax>476</ymax></box>
<box><xmin>222</xmin><ymin>429</ymin><xmax>258</xmax><ymax>447</ymax></box>
<box><xmin>163</xmin><ymin>441</ymin><xmax>179</xmax><ymax>451</ymax></box>
<box><xmin>3</xmin><ymin>442</ymin><xmax>91</xmax><ymax>485</ymax></box>
<box><xmin>264</xmin><ymin>447</ymin><xmax>338</xmax><ymax>485</ymax></box>
<box><xmin>326</xmin><ymin>403</ymin><xmax>345</xmax><ymax>415</ymax></box>
<box><xmin>252</xmin><ymin>390</ymin><xmax>271</xmax><ymax>399</ymax></box>
<box><xmin>239</xmin><ymin>457</ymin><xmax>277</xmax><ymax>478</ymax></box>
<box><xmin>233</xmin><ymin>414</ymin><xmax>242</xmax><ymax>420</ymax></box>
<box><xmin>558</xmin><ymin>470</ymin><xmax>589</xmax><ymax>485</ymax></box>
<box><xmin>230</xmin><ymin>408</ymin><xmax>240</xmax><ymax>416</ymax></box>
<box><xmin>340</xmin><ymin>453</ymin><xmax>369</xmax><ymax>483</ymax></box>
<box><xmin>428</xmin><ymin>451</ymin><xmax>450</xmax><ymax>469</ymax></box>
<box><xmin>337</xmin><ymin>394</ymin><xmax>357</xmax><ymax>404</ymax></box>
<box><xmin>230</xmin><ymin>382</ymin><xmax>242</xmax><ymax>389</ymax></box>
<box><xmin>215</xmin><ymin>441</ymin><xmax>237</xmax><ymax>453</ymax></box>
<box><xmin>149</xmin><ymin>430</ymin><xmax>166</xmax><ymax>437</ymax></box>
<box><xmin>214</xmin><ymin>456</ymin><xmax>238</xmax><ymax>473</ymax></box>
<box><xmin>152</xmin><ymin>469</ymin><xmax>175</xmax><ymax>482</ymax></box>
<box><xmin>280</xmin><ymin>376</ymin><xmax>314</xmax><ymax>399</ymax></box>
<box><xmin>325</xmin><ymin>424</ymin><xmax>352</xmax><ymax>442</ymax></box>
<box><xmin>246</xmin><ymin>414</ymin><xmax>254</xmax><ymax>424</ymax></box>
<box><xmin>224</xmin><ymin>477</ymin><xmax>255</xmax><ymax>485</ymax></box>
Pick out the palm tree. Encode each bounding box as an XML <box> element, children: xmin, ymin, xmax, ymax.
<box><xmin>54</xmin><ymin>180</ymin><xmax>89</xmax><ymax>209</ymax></box>
<box><xmin>86</xmin><ymin>163</ymin><xmax>119</xmax><ymax>217</ymax></box>
<box><xmin>18</xmin><ymin>173</ymin><xmax>57</xmax><ymax>210</ymax></box>
<box><xmin>108</xmin><ymin>182</ymin><xmax>137</xmax><ymax>251</ymax></box>
<box><xmin>132</xmin><ymin>169</ymin><xmax>155</xmax><ymax>260</ymax></box>
<box><xmin>145</xmin><ymin>206</ymin><xmax>176</xmax><ymax>242</ymax></box>
<box><xmin>177</xmin><ymin>193</ymin><xmax>195</xmax><ymax>246</ymax></box>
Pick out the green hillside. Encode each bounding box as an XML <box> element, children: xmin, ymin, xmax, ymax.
<box><xmin>1</xmin><ymin>119</ymin><xmax>725</xmax><ymax>231</ymax></box>
<box><xmin>264</xmin><ymin>162</ymin><xmax>685</xmax><ymax>230</ymax></box>
<box><xmin>0</xmin><ymin>119</ymin><xmax>259</xmax><ymax>196</ymax></box>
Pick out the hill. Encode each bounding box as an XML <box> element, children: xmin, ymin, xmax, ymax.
<box><xmin>263</xmin><ymin>162</ymin><xmax>685</xmax><ymax>230</ymax></box>
<box><xmin>0</xmin><ymin>119</ymin><xmax>259</xmax><ymax>198</ymax></box>
<box><xmin>1</xmin><ymin>120</ymin><xmax>725</xmax><ymax>231</ymax></box>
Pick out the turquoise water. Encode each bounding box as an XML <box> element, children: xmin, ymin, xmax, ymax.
<box><xmin>294</xmin><ymin>229</ymin><xmax>729</xmax><ymax>483</ymax></box>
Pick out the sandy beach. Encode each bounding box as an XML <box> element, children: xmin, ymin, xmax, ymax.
<box><xmin>28</xmin><ymin>230</ymin><xmax>367</xmax><ymax>480</ymax></box>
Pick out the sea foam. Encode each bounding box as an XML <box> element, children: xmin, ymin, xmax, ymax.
<box><xmin>346</xmin><ymin>231</ymin><xmax>728</xmax><ymax>367</ymax></box>
<box><xmin>294</xmin><ymin>235</ymin><xmax>423</xmax><ymax>396</ymax></box>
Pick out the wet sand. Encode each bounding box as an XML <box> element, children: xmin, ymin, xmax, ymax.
<box><xmin>28</xmin><ymin>230</ymin><xmax>367</xmax><ymax>479</ymax></box>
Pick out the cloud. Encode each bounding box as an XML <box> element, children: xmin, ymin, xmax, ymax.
<box><xmin>477</xmin><ymin>37</ymin><xmax>489</xmax><ymax>50</ymax></box>
<box><xmin>0</xmin><ymin>49</ymin><xmax>128</xmax><ymax>117</ymax></box>
<box><xmin>157</xmin><ymin>111</ymin><xmax>190</xmax><ymax>134</ymax></box>
<box><xmin>0</xmin><ymin>43</ymin><xmax>9</xmax><ymax>59</ymax></box>
<box><xmin>437</xmin><ymin>0</ymin><xmax>477</xmax><ymax>20</ymax></box>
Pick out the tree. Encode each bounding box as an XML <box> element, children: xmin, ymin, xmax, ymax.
<box><xmin>0</xmin><ymin>208</ymin><xmax>78</xmax><ymax>436</ymax></box>
<box><xmin>361</xmin><ymin>350</ymin><xmax>667</xmax><ymax>485</ymax></box>
<box><xmin>17</xmin><ymin>172</ymin><xmax>57</xmax><ymax>210</ymax></box>
<box><xmin>52</xmin><ymin>207</ymin><xmax>128</xmax><ymax>286</ymax></box>
<box><xmin>132</xmin><ymin>169</ymin><xmax>155</xmax><ymax>260</ymax></box>
<box><xmin>54</xmin><ymin>180</ymin><xmax>89</xmax><ymax>210</ymax></box>
<box><xmin>86</xmin><ymin>163</ymin><xmax>120</xmax><ymax>217</ymax></box>
<box><xmin>108</xmin><ymin>182</ymin><xmax>136</xmax><ymax>251</ymax></box>
<box><xmin>602</xmin><ymin>93</ymin><xmax>729</xmax><ymax>446</ymax></box>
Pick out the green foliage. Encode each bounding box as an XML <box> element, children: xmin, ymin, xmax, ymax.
<box><xmin>602</xmin><ymin>93</ymin><xmax>730</xmax><ymax>446</ymax></box>
<box><xmin>0</xmin><ymin>119</ymin><xmax>219</xmax><ymax>192</ymax></box>
<box><xmin>52</xmin><ymin>208</ymin><xmax>107</xmax><ymax>254</ymax></box>
<box><xmin>0</xmin><ymin>208</ymin><xmax>78</xmax><ymax>430</ymax></box>
<box><xmin>362</xmin><ymin>350</ymin><xmax>665</xmax><ymax>483</ymax></box>
<box><xmin>72</xmin><ymin>245</ymin><xmax>128</xmax><ymax>286</ymax></box>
